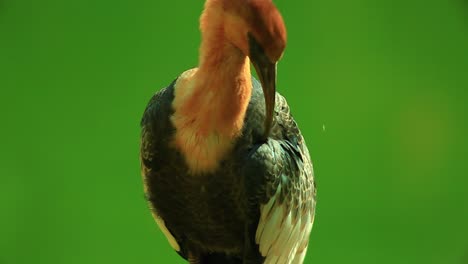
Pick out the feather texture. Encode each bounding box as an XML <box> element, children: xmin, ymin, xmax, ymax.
<box><xmin>140</xmin><ymin>77</ymin><xmax>316</xmax><ymax>263</ymax></box>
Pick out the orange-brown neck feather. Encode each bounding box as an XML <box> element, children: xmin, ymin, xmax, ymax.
<box><xmin>171</xmin><ymin>2</ymin><xmax>252</xmax><ymax>174</ymax></box>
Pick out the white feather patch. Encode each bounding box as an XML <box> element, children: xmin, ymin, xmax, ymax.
<box><xmin>141</xmin><ymin>165</ymin><xmax>180</xmax><ymax>252</ymax></box>
<box><xmin>152</xmin><ymin>212</ymin><xmax>181</xmax><ymax>252</ymax></box>
<box><xmin>256</xmin><ymin>183</ymin><xmax>314</xmax><ymax>264</ymax></box>
<box><xmin>291</xmin><ymin>248</ymin><xmax>307</xmax><ymax>264</ymax></box>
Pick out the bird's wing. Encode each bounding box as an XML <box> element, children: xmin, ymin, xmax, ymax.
<box><xmin>140</xmin><ymin>84</ymin><xmax>181</xmax><ymax>253</ymax></box>
<box><xmin>245</xmin><ymin>93</ymin><xmax>316</xmax><ymax>264</ymax></box>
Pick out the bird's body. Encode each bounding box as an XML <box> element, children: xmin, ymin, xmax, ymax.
<box><xmin>140</xmin><ymin>0</ymin><xmax>316</xmax><ymax>263</ymax></box>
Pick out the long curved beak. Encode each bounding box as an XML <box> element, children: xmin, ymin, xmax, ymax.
<box><xmin>253</xmin><ymin>61</ymin><xmax>276</xmax><ymax>139</ymax></box>
<box><xmin>248</xmin><ymin>34</ymin><xmax>277</xmax><ymax>140</ymax></box>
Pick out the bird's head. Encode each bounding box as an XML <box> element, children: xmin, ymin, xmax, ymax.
<box><xmin>203</xmin><ymin>0</ymin><xmax>287</xmax><ymax>138</ymax></box>
<box><xmin>222</xmin><ymin>0</ymin><xmax>286</xmax><ymax>61</ymax></box>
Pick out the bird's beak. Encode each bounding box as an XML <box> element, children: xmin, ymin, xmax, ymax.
<box><xmin>248</xmin><ymin>34</ymin><xmax>277</xmax><ymax>139</ymax></box>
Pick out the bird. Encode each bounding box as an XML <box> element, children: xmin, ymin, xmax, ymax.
<box><xmin>140</xmin><ymin>0</ymin><xmax>316</xmax><ymax>263</ymax></box>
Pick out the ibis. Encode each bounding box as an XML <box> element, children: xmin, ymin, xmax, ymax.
<box><xmin>140</xmin><ymin>0</ymin><xmax>316</xmax><ymax>263</ymax></box>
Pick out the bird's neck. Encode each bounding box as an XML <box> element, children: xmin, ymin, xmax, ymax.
<box><xmin>197</xmin><ymin>30</ymin><xmax>253</xmax><ymax>135</ymax></box>
<box><xmin>171</xmin><ymin>25</ymin><xmax>252</xmax><ymax>175</ymax></box>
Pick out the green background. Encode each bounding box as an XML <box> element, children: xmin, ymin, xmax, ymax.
<box><xmin>1</xmin><ymin>0</ymin><xmax>468</xmax><ymax>263</ymax></box>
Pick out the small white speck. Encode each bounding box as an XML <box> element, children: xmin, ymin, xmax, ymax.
<box><xmin>322</xmin><ymin>124</ymin><xmax>326</xmax><ymax>132</ymax></box>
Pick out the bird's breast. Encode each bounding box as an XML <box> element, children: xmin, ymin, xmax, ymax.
<box><xmin>170</xmin><ymin>67</ymin><xmax>252</xmax><ymax>174</ymax></box>
<box><xmin>146</xmin><ymin>162</ymin><xmax>247</xmax><ymax>253</ymax></box>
